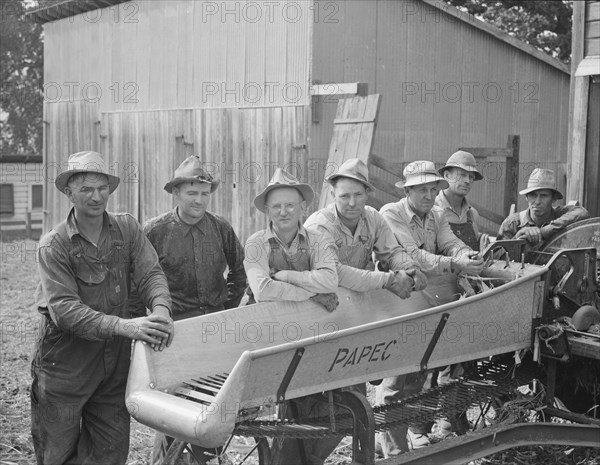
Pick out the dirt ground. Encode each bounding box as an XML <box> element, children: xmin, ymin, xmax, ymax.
<box><xmin>1</xmin><ymin>239</ymin><xmax>598</xmax><ymax>465</ymax></box>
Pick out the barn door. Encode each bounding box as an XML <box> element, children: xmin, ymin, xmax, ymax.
<box><xmin>318</xmin><ymin>94</ymin><xmax>381</xmax><ymax>209</ymax></box>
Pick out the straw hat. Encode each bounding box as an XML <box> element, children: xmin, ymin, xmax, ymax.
<box><xmin>439</xmin><ymin>150</ymin><xmax>483</xmax><ymax>181</ymax></box>
<box><xmin>253</xmin><ymin>168</ymin><xmax>314</xmax><ymax>213</ymax></box>
<box><xmin>519</xmin><ymin>168</ymin><xmax>563</xmax><ymax>199</ymax></box>
<box><xmin>325</xmin><ymin>158</ymin><xmax>375</xmax><ymax>191</ymax></box>
<box><xmin>164</xmin><ymin>156</ymin><xmax>220</xmax><ymax>193</ymax></box>
<box><xmin>396</xmin><ymin>160</ymin><xmax>449</xmax><ymax>189</ymax></box>
<box><xmin>55</xmin><ymin>151</ymin><xmax>120</xmax><ymax>194</ymax></box>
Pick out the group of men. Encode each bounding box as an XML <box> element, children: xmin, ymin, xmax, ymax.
<box><xmin>32</xmin><ymin>149</ymin><xmax>589</xmax><ymax>464</ymax></box>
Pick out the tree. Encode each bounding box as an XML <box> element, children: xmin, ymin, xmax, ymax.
<box><xmin>0</xmin><ymin>0</ymin><xmax>43</xmax><ymax>154</ymax></box>
<box><xmin>443</xmin><ymin>0</ymin><xmax>573</xmax><ymax>64</ymax></box>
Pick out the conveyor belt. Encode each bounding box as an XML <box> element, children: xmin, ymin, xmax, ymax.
<box><xmin>233</xmin><ymin>357</ymin><xmax>541</xmax><ymax>439</ymax></box>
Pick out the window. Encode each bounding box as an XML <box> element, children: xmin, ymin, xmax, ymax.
<box><xmin>31</xmin><ymin>184</ymin><xmax>43</xmax><ymax>210</ymax></box>
<box><xmin>0</xmin><ymin>184</ymin><xmax>15</xmax><ymax>215</ymax></box>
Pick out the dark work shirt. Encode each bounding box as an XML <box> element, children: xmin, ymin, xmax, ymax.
<box><xmin>143</xmin><ymin>209</ymin><xmax>247</xmax><ymax>316</ymax></box>
<box><xmin>36</xmin><ymin>209</ymin><xmax>171</xmax><ymax>341</ymax></box>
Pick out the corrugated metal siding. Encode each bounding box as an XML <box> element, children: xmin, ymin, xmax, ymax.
<box><xmin>43</xmin><ymin>1</ymin><xmax>311</xmax><ymax>111</ymax></box>
<box><xmin>312</xmin><ymin>0</ymin><xmax>570</xmax><ymax>230</ymax></box>
<box><xmin>585</xmin><ymin>1</ymin><xmax>600</xmax><ymax>57</ymax></box>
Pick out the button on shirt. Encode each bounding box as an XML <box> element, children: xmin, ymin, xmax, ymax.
<box><xmin>144</xmin><ymin>209</ymin><xmax>247</xmax><ymax>316</ymax></box>
<box><xmin>244</xmin><ymin>224</ymin><xmax>338</xmax><ymax>302</ymax></box>
<box><xmin>380</xmin><ymin>198</ymin><xmax>473</xmax><ymax>275</ymax></box>
<box><xmin>305</xmin><ymin>204</ymin><xmax>418</xmax><ymax>291</ymax></box>
<box><xmin>36</xmin><ymin>209</ymin><xmax>171</xmax><ymax>340</ymax></box>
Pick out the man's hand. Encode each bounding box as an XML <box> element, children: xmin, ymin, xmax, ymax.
<box><xmin>118</xmin><ymin>311</ymin><xmax>173</xmax><ymax>352</ymax></box>
<box><xmin>514</xmin><ymin>226</ymin><xmax>542</xmax><ymax>244</ymax></box>
<box><xmin>151</xmin><ymin>306</ymin><xmax>174</xmax><ymax>351</ymax></box>
<box><xmin>407</xmin><ymin>268</ymin><xmax>428</xmax><ymax>291</ymax></box>
<box><xmin>310</xmin><ymin>293</ymin><xmax>339</xmax><ymax>312</ymax></box>
<box><xmin>452</xmin><ymin>254</ymin><xmax>485</xmax><ymax>275</ymax></box>
<box><xmin>384</xmin><ymin>271</ymin><xmax>413</xmax><ymax>299</ymax></box>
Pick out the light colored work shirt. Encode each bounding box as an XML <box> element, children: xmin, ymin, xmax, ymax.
<box><xmin>244</xmin><ymin>223</ymin><xmax>338</xmax><ymax>302</ymax></box>
<box><xmin>305</xmin><ymin>204</ymin><xmax>418</xmax><ymax>291</ymax></box>
<box><xmin>380</xmin><ymin>198</ymin><xmax>473</xmax><ymax>275</ymax></box>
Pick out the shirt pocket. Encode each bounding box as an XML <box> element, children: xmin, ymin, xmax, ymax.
<box><xmin>72</xmin><ymin>247</ymin><xmax>108</xmax><ymax>307</ymax></box>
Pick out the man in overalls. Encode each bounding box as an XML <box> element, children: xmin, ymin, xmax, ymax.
<box><xmin>436</xmin><ymin>151</ymin><xmax>491</xmax><ymax>252</ymax></box>
<box><xmin>142</xmin><ymin>155</ymin><xmax>247</xmax><ymax>465</ymax></box>
<box><xmin>378</xmin><ymin>160</ymin><xmax>485</xmax><ymax>454</ymax></box>
<box><xmin>497</xmin><ymin>168</ymin><xmax>589</xmax><ymax>250</ymax></box>
<box><xmin>305</xmin><ymin>158</ymin><xmax>427</xmax><ymax>297</ymax></box>
<box><xmin>434</xmin><ymin>150</ymin><xmax>489</xmax><ymax>437</ymax></box>
<box><xmin>244</xmin><ymin>167</ymin><xmax>339</xmax><ymax>465</ymax></box>
<box><xmin>32</xmin><ymin>151</ymin><xmax>173</xmax><ymax>465</ymax></box>
<box><xmin>304</xmin><ymin>157</ymin><xmax>428</xmax><ymax>460</ymax></box>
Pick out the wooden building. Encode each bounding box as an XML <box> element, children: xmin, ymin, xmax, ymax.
<box><xmin>569</xmin><ymin>1</ymin><xmax>600</xmax><ymax>216</ymax></box>
<box><xmin>29</xmin><ymin>0</ymin><xmax>570</xmax><ymax>240</ymax></box>
<box><xmin>0</xmin><ymin>155</ymin><xmax>44</xmax><ymax>239</ymax></box>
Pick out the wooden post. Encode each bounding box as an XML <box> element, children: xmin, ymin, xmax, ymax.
<box><xmin>504</xmin><ymin>135</ymin><xmax>520</xmax><ymax>216</ymax></box>
<box><xmin>567</xmin><ymin>0</ymin><xmax>587</xmax><ymax>203</ymax></box>
<box><xmin>25</xmin><ymin>210</ymin><xmax>32</xmax><ymax>239</ymax></box>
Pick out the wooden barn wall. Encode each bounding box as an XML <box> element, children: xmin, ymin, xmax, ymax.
<box><xmin>584</xmin><ymin>1</ymin><xmax>600</xmax><ymax>57</ymax></box>
<box><xmin>43</xmin><ymin>101</ymin><xmax>101</xmax><ymax>231</ymax></box>
<box><xmin>43</xmin><ymin>101</ymin><xmax>311</xmax><ymax>243</ymax></box>
<box><xmin>43</xmin><ymin>0</ymin><xmax>311</xmax><ymax>111</ymax></box>
<box><xmin>311</xmin><ymin>0</ymin><xmax>570</xmax><ymax>232</ymax></box>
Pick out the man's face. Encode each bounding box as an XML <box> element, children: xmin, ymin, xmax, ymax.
<box><xmin>265</xmin><ymin>187</ymin><xmax>305</xmax><ymax>236</ymax></box>
<box><xmin>65</xmin><ymin>173</ymin><xmax>110</xmax><ymax>219</ymax></box>
<box><xmin>526</xmin><ymin>189</ymin><xmax>554</xmax><ymax>220</ymax></box>
<box><xmin>406</xmin><ymin>182</ymin><xmax>440</xmax><ymax>216</ymax></box>
<box><xmin>173</xmin><ymin>182</ymin><xmax>212</xmax><ymax>224</ymax></box>
<box><xmin>332</xmin><ymin>178</ymin><xmax>368</xmax><ymax>222</ymax></box>
<box><xmin>445</xmin><ymin>167</ymin><xmax>476</xmax><ymax>197</ymax></box>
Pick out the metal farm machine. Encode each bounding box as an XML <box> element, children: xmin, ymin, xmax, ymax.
<box><xmin>126</xmin><ymin>220</ymin><xmax>600</xmax><ymax>464</ymax></box>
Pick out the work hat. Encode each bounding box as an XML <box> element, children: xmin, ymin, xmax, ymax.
<box><xmin>519</xmin><ymin>168</ymin><xmax>563</xmax><ymax>199</ymax></box>
<box><xmin>325</xmin><ymin>158</ymin><xmax>375</xmax><ymax>191</ymax></box>
<box><xmin>396</xmin><ymin>160</ymin><xmax>449</xmax><ymax>189</ymax></box>
<box><xmin>439</xmin><ymin>150</ymin><xmax>483</xmax><ymax>181</ymax></box>
<box><xmin>253</xmin><ymin>168</ymin><xmax>314</xmax><ymax>213</ymax></box>
<box><xmin>164</xmin><ymin>156</ymin><xmax>220</xmax><ymax>193</ymax></box>
<box><xmin>55</xmin><ymin>151</ymin><xmax>120</xmax><ymax>194</ymax></box>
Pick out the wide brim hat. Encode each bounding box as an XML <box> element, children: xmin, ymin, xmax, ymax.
<box><xmin>439</xmin><ymin>150</ymin><xmax>483</xmax><ymax>181</ymax></box>
<box><xmin>325</xmin><ymin>158</ymin><xmax>375</xmax><ymax>191</ymax></box>
<box><xmin>396</xmin><ymin>160</ymin><xmax>449</xmax><ymax>189</ymax></box>
<box><xmin>55</xmin><ymin>151</ymin><xmax>120</xmax><ymax>194</ymax></box>
<box><xmin>519</xmin><ymin>168</ymin><xmax>563</xmax><ymax>199</ymax></box>
<box><xmin>254</xmin><ymin>168</ymin><xmax>314</xmax><ymax>213</ymax></box>
<box><xmin>164</xmin><ymin>156</ymin><xmax>220</xmax><ymax>193</ymax></box>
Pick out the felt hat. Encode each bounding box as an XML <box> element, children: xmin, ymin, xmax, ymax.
<box><xmin>439</xmin><ymin>150</ymin><xmax>483</xmax><ymax>181</ymax></box>
<box><xmin>325</xmin><ymin>158</ymin><xmax>375</xmax><ymax>191</ymax></box>
<box><xmin>253</xmin><ymin>168</ymin><xmax>314</xmax><ymax>213</ymax></box>
<box><xmin>519</xmin><ymin>168</ymin><xmax>563</xmax><ymax>199</ymax></box>
<box><xmin>396</xmin><ymin>160</ymin><xmax>449</xmax><ymax>189</ymax></box>
<box><xmin>54</xmin><ymin>151</ymin><xmax>120</xmax><ymax>194</ymax></box>
<box><xmin>164</xmin><ymin>156</ymin><xmax>220</xmax><ymax>193</ymax></box>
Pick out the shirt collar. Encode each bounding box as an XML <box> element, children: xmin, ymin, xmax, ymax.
<box><xmin>437</xmin><ymin>190</ymin><xmax>470</xmax><ymax>213</ymax></box>
<box><xmin>266</xmin><ymin>221</ymin><xmax>306</xmax><ymax>246</ymax></box>
<box><xmin>66</xmin><ymin>207</ymin><xmax>112</xmax><ymax>240</ymax></box>
<box><xmin>173</xmin><ymin>207</ymin><xmax>208</xmax><ymax>235</ymax></box>
<box><xmin>330</xmin><ymin>203</ymin><xmax>366</xmax><ymax>237</ymax></box>
<box><xmin>521</xmin><ymin>207</ymin><xmax>556</xmax><ymax>227</ymax></box>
